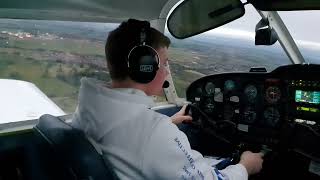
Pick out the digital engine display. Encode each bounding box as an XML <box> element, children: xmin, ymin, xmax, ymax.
<box><xmin>295</xmin><ymin>90</ymin><xmax>320</xmax><ymax>104</ymax></box>
<box><xmin>297</xmin><ymin>106</ymin><xmax>320</xmax><ymax>113</ymax></box>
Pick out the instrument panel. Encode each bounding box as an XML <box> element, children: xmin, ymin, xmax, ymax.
<box><xmin>186</xmin><ymin>64</ymin><xmax>320</xmax><ymax>147</ymax></box>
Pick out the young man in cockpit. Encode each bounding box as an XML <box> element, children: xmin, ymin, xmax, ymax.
<box><xmin>72</xmin><ymin>19</ymin><xmax>263</xmax><ymax>180</ymax></box>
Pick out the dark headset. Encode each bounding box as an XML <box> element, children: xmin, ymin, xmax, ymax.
<box><xmin>127</xmin><ymin>20</ymin><xmax>160</xmax><ymax>84</ymax></box>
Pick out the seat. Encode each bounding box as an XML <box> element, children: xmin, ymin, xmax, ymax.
<box><xmin>33</xmin><ymin>114</ymin><xmax>119</xmax><ymax>180</ymax></box>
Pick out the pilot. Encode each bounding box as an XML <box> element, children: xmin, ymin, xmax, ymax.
<box><xmin>72</xmin><ymin>19</ymin><xmax>263</xmax><ymax>180</ymax></box>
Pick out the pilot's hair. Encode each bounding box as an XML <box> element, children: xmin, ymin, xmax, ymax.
<box><xmin>105</xmin><ymin>19</ymin><xmax>171</xmax><ymax>81</ymax></box>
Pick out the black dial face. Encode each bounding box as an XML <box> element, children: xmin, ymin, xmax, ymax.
<box><xmin>264</xmin><ymin>107</ymin><xmax>280</xmax><ymax>127</ymax></box>
<box><xmin>265</xmin><ymin>86</ymin><xmax>281</xmax><ymax>104</ymax></box>
<box><xmin>196</xmin><ymin>87</ymin><xmax>203</xmax><ymax>96</ymax></box>
<box><xmin>243</xmin><ymin>107</ymin><xmax>257</xmax><ymax>124</ymax></box>
<box><xmin>205</xmin><ymin>82</ymin><xmax>215</xmax><ymax>95</ymax></box>
<box><xmin>224</xmin><ymin>80</ymin><xmax>235</xmax><ymax>91</ymax></box>
<box><xmin>244</xmin><ymin>85</ymin><xmax>258</xmax><ymax>103</ymax></box>
<box><xmin>203</xmin><ymin>98</ymin><xmax>215</xmax><ymax>113</ymax></box>
<box><xmin>192</xmin><ymin>87</ymin><xmax>203</xmax><ymax>103</ymax></box>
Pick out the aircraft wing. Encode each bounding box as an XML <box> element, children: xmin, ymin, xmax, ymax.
<box><xmin>0</xmin><ymin>79</ymin><xmax>66</xmax><ymax>124</ymax></box>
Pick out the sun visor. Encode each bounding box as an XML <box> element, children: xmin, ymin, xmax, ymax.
<box><xmin>249</xmin><ymin>0</ymin><xmax>320</xmax><ymax>11</ymax></box>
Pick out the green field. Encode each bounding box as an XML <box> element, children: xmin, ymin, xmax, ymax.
<box><xmin>172</xmin><ymin>69</ymin><xmax>204</xmax><ymax>97</ymax></box>
<box><xmin>0</xmin><ymin>53</ymin><xmax>79</xmax><ymax>112</ymax></box>
<box><xmin>0</xmin><ymin>34</ymin><xmax>202</xmax><ymax>114</ymax></box>
<box><xmin>7</xmin><ymin>37</ymin><xmax>105</xmax><ymax>56</ymax></box>
<box><xmin>0</xmin><ymin>32</ymin><xmax>114</xmax><ymax>111</ymax></box>
<box><xmin>0</xmin><ymin>55</ymin><xmax>111</xmax><ymax>113</ymax></box>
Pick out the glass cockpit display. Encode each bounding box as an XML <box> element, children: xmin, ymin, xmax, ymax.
<box><xmin>295</xmin><ymin>90</ymin><xmax>320</xmax><ymax>104</ymax></box>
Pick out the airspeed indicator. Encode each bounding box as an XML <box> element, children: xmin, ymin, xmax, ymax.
<box><xmin>205</xmin><ymin>82</ymin><xmax>215</xmax><ymax>95</ymax></box>
<box><xmin>244</xmin><ymin>85</ymin><xmax>258</xmax><ymax>103</ymax></box>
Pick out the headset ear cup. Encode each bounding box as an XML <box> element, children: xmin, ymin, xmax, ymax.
<box><xmin>128</xmin><ymin>45</ymin><xmax>159</xmax><ymax>83</ymax></box>
<box><xmin>127</xmin><ymin>20</ymin><xmax>160</xmax><ymax>83</ymax></box>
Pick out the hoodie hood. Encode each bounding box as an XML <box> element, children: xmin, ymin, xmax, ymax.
<box><xmin>72</xmin><ymin>78</ymin><xmax>155</xmax><ymax>140</ymax></box>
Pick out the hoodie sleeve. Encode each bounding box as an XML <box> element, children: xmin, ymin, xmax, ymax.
<box><xmin>141</xmin><ymin>120</ymin><xmax>248</xmax><ymax>180</ymax></box>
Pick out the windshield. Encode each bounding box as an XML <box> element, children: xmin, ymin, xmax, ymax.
<box><xmin>278</xmin><ymin>11</ymin><xmax>320</xmax><ymax>64</ymax></box>
<box><xmin>169</xmin><ymin>5</ymin><xmax>320</xmax><ymax>98</ymax></box>
<box><xmin>1</xmin><ymin>5</ymin><xmax>320</xmax><ymax>123</ymax></box>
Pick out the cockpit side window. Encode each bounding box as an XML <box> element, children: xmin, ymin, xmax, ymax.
<box><xmin>278</xmin><ymin>11</ymin><xmax>320</xmax><ymax>64</ymax></box>
<box><xmin>0</xmin><ymin>19</ymin><xmax>118</xmax><ymax>118</ymax></box>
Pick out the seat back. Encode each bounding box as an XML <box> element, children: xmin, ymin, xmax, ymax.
<box><xmin>34</xmin><ymin>114</ymin><xmax>119</xmax><ymax>180</ymax></box>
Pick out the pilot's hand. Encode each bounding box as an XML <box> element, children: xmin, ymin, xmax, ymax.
<box><xmin>239</xmin><ymin>151</ymin><xmax>264</xmax><ymax>175</ymax></box>
<box><xmin>171</xmin><ymin>105</ymin><xmax>192</xmax><ymax>125</ymax></box>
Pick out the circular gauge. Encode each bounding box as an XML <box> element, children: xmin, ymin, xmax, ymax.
<box><xmin>205</xmin><ymin>82</ymin><xmax>215</xmax><ymax>95</ymax></box>
<box><xmin>196</xmin><ymin>87</ymin><xmax>203</xmax><ymax>95</ymax></box>
<box><xmin>243</xmin><ymin>107</ymin><xmax>257</xmax><ymax>124</ymax></box>
<box><xmin>193</xmin><ymin>87</ymin><xmax>203</xmax><ymax>102</ymax></box>
<box><xmin>203</xmin><ymin>98</ymin><xmax>215</xmax><ymax>113</ymax></box>
<box><xmin>244</xmin><ymin>85</ymin><xmax>258</xmax><ymax>103</ymax></box>
<box><xmin>264</xmin><ymin>107</ymin><xmax>280</xmax><ymax>127</ymax></box>
<box><xmin>265</xmin><ymin>86</ymin><xmax>281</xmax><ymax>104</ymax></box>
<box><xmin>224</xmin><ymin>80</ymin><xmax>235</xmax><ymax>91</ymax></box>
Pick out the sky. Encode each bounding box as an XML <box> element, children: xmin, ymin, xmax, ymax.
<box><xmin>213</xmin><ymin>4</ymin><xmax>320</xmax><ymax>43</ymax></box>
<box><xmin>166</xmin><ymin>2</ymin><xmax>320</xmax><ymax>62</ymax></box>
<box><xmin>168</xmin><ymin>1</ymin><xmax>320</xmax><ymax>48</ymax></box>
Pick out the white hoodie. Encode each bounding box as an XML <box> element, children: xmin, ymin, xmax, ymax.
<box><xmin>72</xmin><ymin>78</ymin><xmax>248</xmax><ymax>180</ymax></box>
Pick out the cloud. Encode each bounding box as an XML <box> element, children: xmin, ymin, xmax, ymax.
<box><xmin>203</xmin><ymin>27</ymin><xmax>320</xmax><ymax>51</ymax></box>
<box><xmin>296</xmin><ymin>40</ymin><xmax>320</xmax><ymax>51</ymax></box>
<box><xmin>205</xmin><ymin>27</ymin><xmax>255</xmax><ymax>40</ymax></box>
